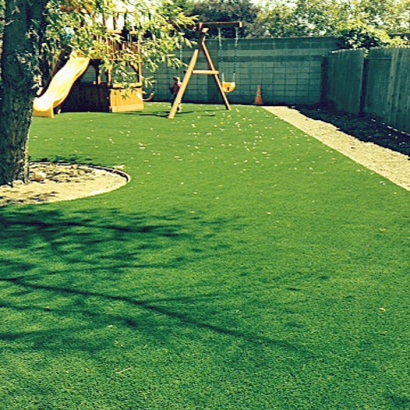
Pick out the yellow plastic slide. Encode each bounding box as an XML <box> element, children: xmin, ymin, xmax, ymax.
<box><xmin>33</xmin><ymin>52</ymin><xmax>90</xmax><ymax>118</ymax></box>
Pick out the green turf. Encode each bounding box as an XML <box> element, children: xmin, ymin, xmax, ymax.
<box><xmin>1</xmin><ymin>103</ymin><xmax>409</xmax><ymax>409</ymax></box>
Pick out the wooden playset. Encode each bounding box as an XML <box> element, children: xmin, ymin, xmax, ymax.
<box><xmin>33</xmin><ymin>2</ymin><xmax>144</xmax><ymax>118</ymax></box>
<box><xmin>33</xmin><ymin>35</ymin><xmax>144</xmax><ymax>118</ymax></box>
<box><xmin>63</xmin><ymin>39</ymin><xmax>144</xmax><ymax>115</ymax></box>
<box><xmin>169</xmin><ymin>21</ymin><xmax>243</xmax><ymax>119</ymax></box>
<box><xmin>33</xmin><ymin>8</ymin><xmax>243</xmax><ymax>118</ymax></box>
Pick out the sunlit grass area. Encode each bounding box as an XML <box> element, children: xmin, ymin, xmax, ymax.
<box><xmin>1</xmin><ymin>103</ymin><xmax>409</xmax><ymax>409</ymax></box>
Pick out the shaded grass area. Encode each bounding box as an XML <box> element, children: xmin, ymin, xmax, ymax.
<box><xmin>1</xmin><ymin>103</ymin><xmax>410</xmax><ymax>409</ymax></box>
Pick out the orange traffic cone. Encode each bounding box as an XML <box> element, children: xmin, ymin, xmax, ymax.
<box><xmin>254</xmin><ymin>85</ymin><xmax>263</xmax><ymax>106</ymax></box>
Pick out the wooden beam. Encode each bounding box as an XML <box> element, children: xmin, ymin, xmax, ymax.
<box><xmin>200</xmin><ymin>39</ymin><xmax>231</xmax><ymax>111</ymax></box>
<box><xmin>192</xmin><ymin>70</ymin><xmax>219</xmax><ymax>75</ymax></box>
<box><xmin>168</xmin><ymin>44</ymin><xmax>201</xmax><ymax>119</ymax></box>
<box><xmin>168</xmin><ymin>25</ymin><xmax>235</xmax><ymax>119</ymax></box>
<box><xmin>196</xmin><ymin>22</ymin><xmax>244</xmax><ymax>31</ymax></box>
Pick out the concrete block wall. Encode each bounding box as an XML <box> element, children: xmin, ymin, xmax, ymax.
<box><xmin>234</xmin><ymin>37</ymin><xmax>337</xmax><ymax>105</ymax></box>
<box><xmin>147</xmin><ymin>37</ymin><xmax>338</xmax><ymax>106</ymax></box>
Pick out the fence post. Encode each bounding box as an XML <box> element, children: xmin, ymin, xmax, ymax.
<box><xmin>359</xmin><ymin>56</ymin><xmax>369</xmax><ymax>116</ymax></box>
<box><xmin>321</xmin><ymin>53</ymin><xmax>330</xmax><ymax>107</ymax></box>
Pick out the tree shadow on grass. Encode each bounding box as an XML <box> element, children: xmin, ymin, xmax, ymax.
<box><xmin>136</xmin><ymin>110</ymin><xmax>196</xmax><ymax>118</ymax></box>
<box><xmin>385</xmin><ymin>394</ymin><xmax>410</xmax><ymax>409</ymax></box>
<box><xmin>126</xmin><ymin>105</ymin><xmax>221</xmax><ymax>118</ymax></box>
<box><xmin>0</xmin><ymin>205</ymin><xmax>315</xmax><ymax>359</ymax></box>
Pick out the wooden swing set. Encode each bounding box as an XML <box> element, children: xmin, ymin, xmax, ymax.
<box><xmin>169</xmin><ymin>21</ymin><xmax>243</xmax><ymax>119</ymax></box>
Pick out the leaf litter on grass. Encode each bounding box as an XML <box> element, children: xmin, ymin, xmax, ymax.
<box><xmin>3</xmin><ymin>104</ymin><xmax>409</xmax><ymax>409</ymax></box>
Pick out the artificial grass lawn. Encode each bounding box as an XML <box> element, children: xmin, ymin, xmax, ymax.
<box><xmin>1</xmin><ymin>103</ymin><xmax>409</xmax><ymax>409</ymax></box>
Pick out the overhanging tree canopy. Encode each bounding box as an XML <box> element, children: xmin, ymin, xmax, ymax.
<box><xmin>0</xmin><ymin>0</ymin><xmax>195</xmax><ymax>186</ymax></box>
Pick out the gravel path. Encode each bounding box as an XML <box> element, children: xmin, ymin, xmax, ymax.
<box><xmin>265</xmin><ymin>106</ymin><xmax>410</xmax><ymax>192</ymax></box>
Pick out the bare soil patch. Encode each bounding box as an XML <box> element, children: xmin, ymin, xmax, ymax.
<box><xmin>0</xmin><ymin>163</ymin><xmax>129</xmax><ymax>207</ymax></box>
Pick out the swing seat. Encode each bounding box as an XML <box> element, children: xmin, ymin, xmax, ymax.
<box><xmin>222</xmin><ymin>82</ymin><xmax>236</xmax><ymax>93</ymax></box>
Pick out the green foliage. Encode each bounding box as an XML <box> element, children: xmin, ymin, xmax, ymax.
<box><xmin>0</xmin><ymin>0</ymin><xmax>4</xmax><ymax>33</ymax></box>
<box><xmin>350</xmin><ymin>0</ymin><xmax>410</xmax><ymax>33</ymax></box>
<box><xmin>338</xmin><ymin>22</ymin><xmax>407</xmax><ymax>49</ymax></box>
<box><xmin>188</xmin><ymin>0</ymin><xmax>262</xmax><ymax>38</ymax></box>
<box><xmin>42</xmin><ymin>0</ymin><xmax>195</xmax><ymax>83</ymax></box>
<box><xmin>0</xmin><ymin>0</ymin><xmax>196</xmax><ymax>185</ymax></box>
<box><xmin>0</xmin><ymin>0</ymin><xmax>195</xmax><ymax>89</ymax></box>
<box><xmin>288</xmin><ymin>0</ymin><xmax>340</xmax><ymax>36</ymax></box>
<box><xmin>1</xmin><ymin>104</ymin><xmax>409</xmax><ymax>408</ymax></box>
<box><xmin>168</xmin><ymin>0</ymin><xmax>195</xmax><ymax>14</ymax></box>
<box><xmin>258</xmin><ymin>0</ymin><xmax>410</xmax><ymax>39</ymax></box>
<box><xmin>0</xmin><ymin>1</ymin><xmax>3</xmax><ymax>68</ymax></box>
<box><xmin>256</xmin><ymin>3</ymin><xmax>295</xmax><ymax>38</ymax></box>
<box><xmin>254</xmin><ymin>0</ymin><xmax>344</xmax><ymax>37</ymax></box>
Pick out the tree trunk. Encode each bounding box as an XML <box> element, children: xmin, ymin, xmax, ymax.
<box><xmin>0</xmin><ymin>1</ymin><xmax>48</xmax><ymax>186</ymax></box>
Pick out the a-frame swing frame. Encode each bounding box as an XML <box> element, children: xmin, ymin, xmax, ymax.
<box><xmin>169</xmin><ymin>21</ymin><xmax>244</xmax><ymax>119</ymax></box>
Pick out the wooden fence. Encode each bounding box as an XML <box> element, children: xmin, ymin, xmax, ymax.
<box><xmin>324</xmin><ymin>47</ymin><xmax>410</xmax><ymax>134</ymax></box>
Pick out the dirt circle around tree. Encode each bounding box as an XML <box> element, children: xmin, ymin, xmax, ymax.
<box><xmin>0</xmin><ymin>162</ymin><xmax>130</xmax><ymax>207</ymax></box>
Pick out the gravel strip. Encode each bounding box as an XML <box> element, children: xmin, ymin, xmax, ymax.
<box><xmin>264</xmin><ymin>106</ymin><xmax>410</xmax><ymax>192</ymax></box>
